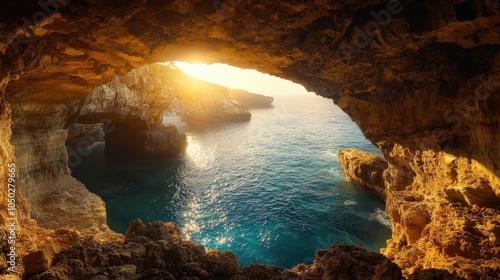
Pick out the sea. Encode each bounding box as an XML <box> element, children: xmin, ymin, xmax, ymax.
<box><xmin>71</xmin><ymin>94</ymin><xmax>392</xmax><ymax>268</ymax></box>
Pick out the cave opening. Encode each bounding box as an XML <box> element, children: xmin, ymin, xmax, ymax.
<box><xmin>2</xmin><ymin>0</ymin><xmax>499</xmax><ymax>278</ymax></box>
<box><xmin>65</xmin><ymin>62</ymin><xmax>392</xmax><ymax>268</ymax></box>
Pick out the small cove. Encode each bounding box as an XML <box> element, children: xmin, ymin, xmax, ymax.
<box><xmin>71</xmin><ymin>94</ymin><xmax>391</xmax><ymax>268</ymax></box>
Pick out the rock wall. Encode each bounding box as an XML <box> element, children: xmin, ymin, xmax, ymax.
<box><xmin>338</xmin><ymin>144</ymin><xmax>500</xmax><ymax>279</ymax></box>
<box><xmin>0</xmin><ymin>0</ymin><xmax>499</xmax><ymax>279</ymax></box>
<box><xmin>163</xmin><ymin>68</ymin><xmax>252</xmax><ymax>125</ymax></box>
<box><xmin>34</xmin><ymin>220</ymin><xmax>402</xmax><ymax>280</ymax></box>
<box><xmin>227</xmin><ymin>89</ymin><xmax>274</xmax><ymax>109</ymax></box>
<box><xmin>338</xmin><ymin>148</ymin><xmax>389</xmax><ymax>199</ymax></box>
<box><xmin>0</xmin><ymin>91</ymin><xmax>14</xmax><ymax>226</ymax></box>
<box><xmin>76</xmin><ymin>64</ymin><xmax>188</xmax><ymax>157</ymax></box>
<box><xmin>9</xmin><ymin>101</ymin><xmax>107</xmax><ymax>231</ymax></box>
<box><xmin>105</xmin><ymin>124</ymin><xmax>187</xmax><ymax>157</ymax></box>
<box><xmin>66</xmin><ymin>123</ymin><xmax>105</xmax><ymax>150</ymax></box>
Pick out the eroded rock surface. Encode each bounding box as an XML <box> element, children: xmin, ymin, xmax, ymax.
<box><xmin>33</xmin><ymin>220</ymin><xmax>240</xmax><ymax>280</ymax></box>
<box><xmin>9</xmin><ymin>101</ymin><xmax>107</xmax><ymax>230</ymax></box>
<box><xmin>228</xmin><ymin>89</ymin><xmax>274</xmax><ymax>109</ymax></box>
<box><xmin>76</xmin><ymin>64</ymin><xmax>188</xmax><ymax>157</ymax></box>
<box><xmin>0</xmin><ymin>0</ymin><xmax>499</xmax><ymax>279</ymax></box>
<box><xmin>31</xmin><ymin>220</ymin><xmax>402</xmax><ymax>280</ymax></box>
<box><xmin>66</xmin><ymin>123</ymin><xmax>105</xmax><ymax>151</ymax></box>
<box><xmin>338</xmin><ymin>148</ymin><xmax>389</xmax><ymax>198</ymax></box>
<box><xmin>162</xmin><ymin>67</ymin><xmax>252</xmax><ymax>125</ymax></box>
<box><xmin>286</xmin><ymin>243</ymin><xmax>402</xmax><ymax>280</ymax></box>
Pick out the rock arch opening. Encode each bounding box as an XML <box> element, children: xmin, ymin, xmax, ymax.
<box><xmin>61</xmin><ymin>61</ymin><xmax>392</xmax><ymax>269</ymax></box>
<box><xmin>1</xmin><ymin>1</ymin><xmax>499</xmax><ymax>278</ymax></box>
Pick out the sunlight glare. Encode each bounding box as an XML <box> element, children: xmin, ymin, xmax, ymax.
<box><xmin>186</xmin><ymin>135</ymin><xmax>215</xmax><ymax>169</ymax></box>
<box><xmin>189</xmin><ymin>63</ymin><xmax>207</xmax><ymax>75</ymax></box>
<box><xmin>170</xmin><ymin>61</ymin><xmax>312</xmax><ymax>97</ymax></box>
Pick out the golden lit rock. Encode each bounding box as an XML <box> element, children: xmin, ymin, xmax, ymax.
<box><xmin>0</xmin><ymin>0</ymin><xmax>499</xmax><ymax>278</ymax></box>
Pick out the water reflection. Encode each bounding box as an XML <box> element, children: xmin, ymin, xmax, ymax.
<box><xmin>72</xmin><ymin>95</ymin><xmax>392</xmax><ymax>268</ymax></box>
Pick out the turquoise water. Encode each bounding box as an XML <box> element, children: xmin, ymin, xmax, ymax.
<box><xmin>71</xmin><ymin>94</ymin><xmax>391</xmax><ymax>268</ymax></box>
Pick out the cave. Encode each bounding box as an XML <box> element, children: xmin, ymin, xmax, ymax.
<box><xmin>0</xmin><ymin>1</ymin><xmax>499</xmax><ymax>279</ymax></box>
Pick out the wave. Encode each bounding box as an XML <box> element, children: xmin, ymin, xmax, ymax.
<box><xmin>88</xmin><ymin>141</ymin><xmax>105</xmax><ymax>151</ymax></box>
<box><xmin>325</xmin><ymin>149</ymin><xmax>338</xmax><ymax>158</ymax></box>
<box><xmin>369</xmin><ymin>208</ymin><xmax>391</xmax><ymax>228</ymax></box>
<box><xmin>343</xmin><ymin>200</ymin><xmax>358</xmax><ymax>206</ymax></box>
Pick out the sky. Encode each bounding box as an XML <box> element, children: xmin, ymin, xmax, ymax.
<box><xmin>171</xmin><ymin>62</ymin><xmax>312</xmax><ymax>97</ymax></box>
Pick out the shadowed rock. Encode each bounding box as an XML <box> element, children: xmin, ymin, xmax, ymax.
<box><xmin>338</xmin><ymin>148</ymin><xmax>389</xmax><ymax>199</ymax></box>
<box><xmin>0</xmin><ymin>0</ymin><xmax>499</xmax><ymax>278</ymax></box>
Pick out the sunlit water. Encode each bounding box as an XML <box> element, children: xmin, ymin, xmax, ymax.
<box><xmin>71</xmin><ymin>94</ymin><xmax>391</xmax><ymax>268</ymax></box>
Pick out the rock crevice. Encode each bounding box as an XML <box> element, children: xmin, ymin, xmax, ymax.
<box><xmin>0</xmin><ymin>0</ymin><xmax>499</xmax><ymax>278</ymax></box>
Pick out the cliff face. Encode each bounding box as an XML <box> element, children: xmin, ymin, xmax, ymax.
<box><xmin>0</xmin><ymin>0</ymin><xmax>499</xmax><ymax>279</ymax></box>
<box><xmin>9</xmin><ymin>101</ymin><xmax>107</xmax><ymax>231</ymax></box>
<box><xmin>162</xmin><ymin>66</ymin><xmax>252</xmax><ymax>125</ymax></box>
<box><xmin>8</xmin><ymin>65</ymin><xmax>190</xmax><ymax>231</ymax></box>
<box><xmin>338</xmin><ymin>148</ymin><xmax>389</xmax><ymax>199</ymax></box>
<box><xmin>33</xmin><ymin>220</ymin><xmax>402</xmax><ymax>280</ymax></box>
<box><xmin>227</xmin><ymin>89</ymin><xmax>274</xmax><ymax>109</ymax></box>
<box><xmin>76</xmin><ymin>64</ymin><xmax>188</xmax><ymax>157</ymax></box>
<box><xmin>66</xmin><ymin>123</ymin><xmax>105</xmax><ymax>150</ymax></box>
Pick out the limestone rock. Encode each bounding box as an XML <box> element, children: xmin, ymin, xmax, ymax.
<box><xmin>338</xmin><ymin>148</ymin><xmax>389</xmax><ymax>199</ymax></box>
<box><xmin>34</xmin><ymin>220</ymin><xmax>241</xmax><ymax>280</ymax></box>
<box><xmin>227</xmin><ymin>89</ymin><xmax>274</xmax><ymax>108</ymax></box>
<box><xmin>0</xmin><ymin>0</ymin><xmax>499</xmax><ymax>279</ymax></box>
<box><xmin>161</xmin><ymin>67</ymin><xmax>252</xmax><ymax>125</ymax></box>
<box><xmin>206</xmin><ymin>249</ymin><xmax>240</xmax><ymax>276</ymax></box>
<box><xmin>231</xmin><ymin>263</ymin><xmax>284</xmax><ymax>280</ymax></box>
<box><xmin>66</xmin><ymin>123</ymin><xmax>105</xmax><ymax>150</ymax></box>
<box><xmin>76</xmin><ymin>65</ymin><xmax>176</xmax><ymax>128</ymax></box>
<box><xmin>105</xmin><ymin>124</ymin><xmax>187</xmax><ymax>157</ymax></box>
<box><xmin>171</xmin><ymin>97</ymin><xmax>251</xmax><ymax>125</ymax></box>
<box><xmin>9</xmin><ymin>102</ymin><xmax>107</xmax><ymax>230</ymax></box>
<box><xmin>0</xmin><ymin>253</ymin><xmax>7</xmax><ymax>271</ymax></box>
<box><xmin>288</xmin><ymin>243</ymin><xmax>403</xmax><ymax>280</ymax></box>
<box><xmin>22</xmin><ymin>250</ymin><xmax>51</xmax><ymax>274</ymax></box>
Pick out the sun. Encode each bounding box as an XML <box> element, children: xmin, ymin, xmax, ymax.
<box><xmin>176</xmin><ymin>62</ymin><xmax>208</xmax><ymax>77</ymax></box>
<box><xmin>166</xmin><ymin>61</ymin><xmax>312</xmax><ymax>97</ymax></box>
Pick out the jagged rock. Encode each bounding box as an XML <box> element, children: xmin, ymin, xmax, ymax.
<box><xmin>105</xmin><ymin>124</ymin><xmax>187</xmax><ymax>157</ymax></box>
<box><xmin>161</xmin><ymin>68</ymin><xmax>252</xmax><ymax>125</ymax></box>
<box><xmin>66</xmin><ymin>123</ymin><xmax>105</xmax><ymax>150</ymax></box>
<box><xmin>0</xmin><ymin>1</ymin><xmax>499</xmax><ymax>279</ymax></box>
<box><xmin>30</xmin><ymin>221</ymin><xmax>402</xmax><ymax>280</ymax></box>
<box><xmin>408</xmin><ymin>268</ymin><xmax>467</xmax><ymax>280</ymax></box>
<box><xmin>22</xmin><ymin>250</ymin><xmax>51</xmax><ymax>274</ymax></box>
<box><xmin>228</xmin><ymin>89</ymin><xmax>274</xmax><ymax>108</ymax></box>
<box><xmin>338</xmin><ymin>148</ymin><xmax>389</xmax><ymax>199</ymax></box>
<box><xmin>231</xmin><ymin>263</ymin><xmax>284</xmax><ymax>280</ymax></box>
<box><xmin>205</xmin><ymin>249</ymin><xmax>240</xmax><ymax>276</ymax></box>
<box><xmin>33</xmin><ymin>220</ymin><xmax>240</xmax><ymax>280</ymax></box>
<box><xmin>169</xmin><ymin>97</ymin><xmax>251</xmax><ymax>125</ymax></box>
<box><xmin>288</xmin><ymin>243</ymin><xmax>403</xmax><ymax>280</ymax></box>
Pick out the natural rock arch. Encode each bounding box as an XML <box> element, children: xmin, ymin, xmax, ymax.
<box><xmin>0</xmin><ymin>0</ymin><xmax>499</xmax><ymax>278</ymax></box>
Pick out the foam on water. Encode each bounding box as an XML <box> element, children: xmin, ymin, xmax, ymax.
<box><xmin>325</xmin><ymin>149</ymin><xmax>338</xmax><ymax>158</ymax></box>
<box><xmin>369</xmin><ymin>208</ymin><xmax>392</xmax><ymax>228</ymax></box>
<box><xmin>72</xmin><ymin>94</ymin><xmax>392</xmax><ymax>268</ymax></box>
<box><xmin>343</xmin><ymin>200</ymin><xmax>358</xmax><ymax>206</ymax></box>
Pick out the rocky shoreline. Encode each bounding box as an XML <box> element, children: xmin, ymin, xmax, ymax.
<box><xmin>228</xmin><ymin>89</ymin><xmax>274</xmax><ymax>109</ymax></box>
<box><xmin>337</xmin><ymin>148</ymin><xmax>389</xmax><ymax>199</ymax></box>
<box><xmin>28</xmin><ymin>219</ymin><xmax>404</xmax><ymax>280</ymax></box>
<box><xmin>0</xmin><ymin>0</ymin><xmax>499</xmax><ymax>279</ymax></box>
